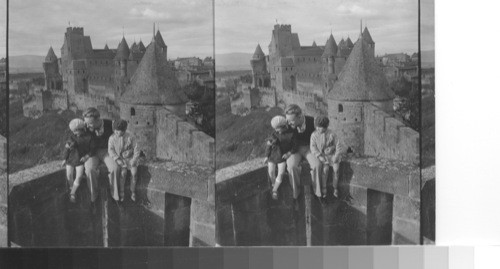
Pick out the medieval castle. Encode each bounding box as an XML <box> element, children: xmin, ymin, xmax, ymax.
<box><xmin>20</xmin><ymin>26</ymin><xmax>215</xmax><ymax>164</ymax></box>
<box><xmin>236</xmin><ymin>24</ymin><xmax>419</xmax><ymax>163</ymax></box>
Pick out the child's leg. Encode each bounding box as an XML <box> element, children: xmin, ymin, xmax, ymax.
<box><xmin>321</xmin><ymin>163</ymin><xmax>329</xmax><ymax>197</ymax></box>
<box><xmin>332</xmin><ymin>162</ymin><xmax>340</xmax><ymax>189</ymax></box>
<box><xmin>267</xmin><ymin>162</ymin><xmax>277</xmax><ymax>187</ymax></box>
<box><xmin>119</xmin><ymin>166</ymin><xmax>127</xmax><ymax>200</ymax></box>
<box><xmin>66</xmin><ymin>165</ymin><xmax>75</xmax><ymax>190</ymax></box>
<box><xmin>130</xmin><ymin>166</ymin><xmax>138</xmax><ymax>200</ymax></box>
<box><xmin>70</xmin><ymin>165</ymin><xmax>85</xmax><ymax>197</ymax></box>
<box><xmin>272</xmin><ymin>162</ymin><xmax>287</xmax><ymax>193</ymax></box>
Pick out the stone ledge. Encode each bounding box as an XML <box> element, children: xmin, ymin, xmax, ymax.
<box><xmin>9</xmin><ymin>161</ymin><xmax>63</xmax><ymax>191</ymax></box>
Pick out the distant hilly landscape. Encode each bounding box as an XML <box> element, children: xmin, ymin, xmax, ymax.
<box><xmin>9</xmin><ymin>55</ymin><xmax>45</xmax><ymax>73</ymax></box>
<box><xmin>215</xmin><ymin>52</ymin><xmax>253</xmax><ymax>71</ymax></box>
<box><xmin>8</xmin><ymin>50</ymin><xmax>434</xmax><ymax>73</ymax></box>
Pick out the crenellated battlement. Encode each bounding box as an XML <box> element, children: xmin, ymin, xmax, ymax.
<box><xmin>66</xmin><ymin>27</ymin><xmax>84</xmax><ymax>35</ymax></box>
<box><xmin>156</xmin><ymin>108</ymin><xmax>214</xmax><ymax>167</ymax></box>
<box><xmin>274</xmin><ymin>24</ymin><xmax>292</xmax><ymax>32</ymax></box>
<box><xmin>363</xmin><ymin>103</ymin><xmax>419</xmax><ymax>164</ymax></box>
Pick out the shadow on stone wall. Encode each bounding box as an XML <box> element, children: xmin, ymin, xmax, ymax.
<box><xmin>9</xmin><ymin>164</ymin><xmax>193</xmax><ymax>247</ymax></box>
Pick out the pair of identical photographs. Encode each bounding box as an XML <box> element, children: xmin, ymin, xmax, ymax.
<box><xmin>0</xmin><ymin>0</ymin><xmax>434</xmax><ymax>247</ymax></box>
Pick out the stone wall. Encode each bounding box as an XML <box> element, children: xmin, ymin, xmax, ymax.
<box><xmin>156</xmin><ymin>109</ymin><xmax>214</xmax><ymax>168</ymax></box>
<box><xmin>8</xmin><ymin>160</ymin><xmax>215</xmax><ymax>247</ymax></box>
<box><xmin>259</xmin><ymin>87</ymin><xmax>276</xmax><ymax>107</ymax></box>
<box><xmin>0</xmin><ymin>172</ymin><xmax>6</xmax><ymax>247</ymax></box>
<box><xmin>216</xmin><ymin>157</ymin><xmax>420</xmax><ymax>246</ymax></box>
<box><xmin>363</xmin><ymin>103</ymin><xmax>419</xmax><ymax>164</ymax></box>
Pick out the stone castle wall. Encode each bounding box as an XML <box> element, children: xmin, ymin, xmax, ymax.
<box><xmin>0</xmin><ymin>135</ymin><xmax>6</xmax><ymax>247</ymax></box>
<box><xmin>156</xmin><ymin>108</ymin><xmax>214</xmax><ymax>168</ymax></box>
<box><xmin>216</xmin><ymin>157</ymin><xmax>420</xmax><ymax>246</ymax></box>
<box><xmin>363</xmin><ymin>103</ymin><xmax>419</xmax><ymax>164</ymax></box>
<box><xmin>258</xmin><ymin>87</ymin><xmax>276</xmax><ymax>107</ymax></box>
<box><xmin>8</xmin><ymin>160</ymin><xmax>215</xmax><ymax>247</ymax></box>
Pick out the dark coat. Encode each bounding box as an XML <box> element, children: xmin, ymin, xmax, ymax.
<box><xmin>265</xmin><ymin>127</ymin><xmax>297</xmax><ymax>163</ymax></box>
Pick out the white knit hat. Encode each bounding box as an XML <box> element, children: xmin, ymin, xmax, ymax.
<box><xmin>69</xmin><ymin>118</ymin><xmax>85</xmax><ymax>132</ymax></box>
<box><xmin>271</xmin><ymin>115</ymin><xmax>287</xmax><ymax>129</ymax></box>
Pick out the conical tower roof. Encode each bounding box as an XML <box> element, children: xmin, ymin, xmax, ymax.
<box><xmin>138</xmin><ymin>40</ymin><xmax>146</xmax><ymax>52</ymax></box>
<box><xmin>104</xmin><ymin>44</ymin><xmax>109</xmax><ymax>50</ymax></box>
<box><xmin>328</xmin><ymin>37</ymin><xmax>394</xmax><ymax>101</ymax></box>
<box><xmin>362</xmin><ymin>27</ymin><xmax>374</xmax><ymax>45</ymax></box>
<box><xmin>252</xmin><ymin>44</ymin><xmax>265</xmax><ymax>59</ymax></box>
<box><xmin>130</xmin><ymin>42</ymin><xmax>139</xmax><ymax>52</ymax></box>
<box><xmin>121</xmin><ymin>41</ymin><xmax>187</xmax><ymax>105</ymax></box>
<box><xmin>346</xmin><ymin>37</ymin><xmax>354</xmax><ymax>48</ymax></box>
<box><xmin>115</xmin><ymin>37</ymin><xmax>130</xmax><ymax>60</ymax></box>
<box><xmin>312</xmin><ymin>41</ymin><xmax>317</xmax><ymax>47</ymax></box>
<box><xmin>338</xmin><ymin>38</ymin><xmax>346</xmax><ymax>48</ymax></box>
<box><xmin>322</xmin><ymin>34</ymin><xmax>338</xmax><ymax>58</ymax></box>
<box><xmin>45</xmin><ymin>47</ymin><xmax>57</xmax><ymax>62</ymax></box>
<box><xmin>155</xmin><ymin>30</ymin><xmax>167</xmax><ymax>48</ymax></box>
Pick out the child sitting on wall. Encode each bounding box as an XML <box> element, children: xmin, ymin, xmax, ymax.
<box><xmin>264</xmin><ymin>115</ymin><xmax>297</xmax><ymax>200</ymax></box>
<box><xmin>62</xmin><ymin>118</ymin><xmax>96</xmax><ymax>203</ymax></box>
<box><xmin>310</xmin><ymin>115</ymin><xmax>343</xmax><ymax>199</ymax></box>
<box><xmin>108</xmin><ymin>119</ymin><xmax>140</xmax><ymax>202</ymax></box>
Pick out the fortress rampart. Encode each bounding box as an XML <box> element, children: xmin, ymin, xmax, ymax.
<box><xmin>156</xmin><ymin>108</ymin><xmax>214</xmax><ymax>168</ymax></box>
<box><xmin>8</xmin><ymin>160</ymin><xmax>214</xmax><ymax>247</ymax></box>
<box><xmin>216</xmin><ymin>157</ymin><xmax>420</xmax><ymax>246</ymax></box>
<box><xmin>363</xmin><ymin>103</ymin><xmax>419</xmax><ymax>164</ymax></box>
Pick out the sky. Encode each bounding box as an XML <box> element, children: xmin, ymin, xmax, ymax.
<box><xmin>7</xmin><ymin>0</ymin><xmax>213</xmax><ymax>59</ymax></box>
<box><xmin>216</xmin><ymin>0</ymin><xmax>430</xmax><ymax>56</ymax></box>
<box><xmin>0</xmin><ymin>1</ymin><xmax>5</xmax><ymax>59</ymax></box>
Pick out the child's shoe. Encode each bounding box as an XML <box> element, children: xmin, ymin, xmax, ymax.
<box><xmin>272</xmin><ymin>191</ymin><xmax>278</xmax><ymax>200</ymax></box>
<box><xmin>70</xmin><ymin>194</ymin><xmax>76</xmax><ymax>203</ymax></box>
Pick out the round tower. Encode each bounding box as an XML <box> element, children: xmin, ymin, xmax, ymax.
<box><xmin>115</xmin><ymin>37</ymin><xmax>130</xmax><ymax>78</ymax></box>
<box><xmin>322</xmin><ymin>34</ymin><xmax>338</xmax><ymax>92</ymax></box>
<box><xmin>43</xmin><ymin>47</ymin><xmax>61</xmax><ymax>90</ymax></box>
<box><xmin>120</xmin><ymin>40</ymin><xmax>187</xmax><ymax>160</ymax></box>
<box><xmin>327</xmin><ymin>36</ymin><xmax>394</xmax><ymax>155</ymax></box>
<box><xmin>250</xmin><ymin>44</ymin><xmax>269</xmax><ymax>88</ymax></box>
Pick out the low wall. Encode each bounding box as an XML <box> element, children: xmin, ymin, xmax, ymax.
<box><xmin>363</xmin><ymin>103</ymin><xmax>419</xmax><ymax>164</ymax></box>
<box><xmin>0</xmin><ymin>172</ymin><xmax>6</xmax><ymax>247</ymax></box>
<box><xmin>156</xmin><ymin>110</ymin><xmax>215</xmax><ymax>168</ymax></box>
<box><xmin>9</xmin><ymin>160</ymin><xmax>215</xmax><ymax>247</ymax></box>
<box><xmin>216</xmin><ymin>157</ymin><xmax>420</xmax><ymax>246</ymax></box>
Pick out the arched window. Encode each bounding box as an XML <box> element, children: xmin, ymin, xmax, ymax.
<box><xmin>338</xmin><ymin>104</ymin><xmax>343</xmax><ymax>113</ymax></box>
<box><xmin>131</xmin><ymin>107</ymin><xmax>136</xmax><ymax>116</ymax></box>
<box><xmin>290</xmin><ymin>75</ymin><xmax>296</xmax><ymax>90</ymax></box>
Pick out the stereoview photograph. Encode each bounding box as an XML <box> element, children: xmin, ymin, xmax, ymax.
<box><xmin>8</xmin><ymin>0</ymin><xmax>215</xmax><ymax>247</ymax></box>
<box><xmin>215</xmin><ymin>0</ymin><xmax>434</xmax><ymax>246</ymax></box>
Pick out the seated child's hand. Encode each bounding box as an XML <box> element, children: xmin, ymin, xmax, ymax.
<box><xmin>121</xmin><ymin>150</ymin><xmax>133</xmax><ymax>159</ymax></box>
<box><xmin>324</xmin><ymin>147</ymin><xmax>334</xmax><ymax>155</ymax></box>
<box><xmin>318</xmin><ymin>156</ymin><xmax>326</xmax><ymax>163</ymax></box>
<box><xmin>61</xmin><ymin>160</ymin><xmax>67</xmax><ymax>167</ymax></box>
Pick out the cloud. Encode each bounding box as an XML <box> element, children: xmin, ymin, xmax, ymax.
<box><xmin>9</xmin><ymin>0</ymin><xmax>213</xmax><ymax>58</ymax></box>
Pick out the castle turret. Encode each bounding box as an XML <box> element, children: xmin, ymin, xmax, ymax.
<box><xmin>312</xmin><ymin>41</ymin><xmax>317</xmax><ymax>47</ymax></box>
<box><xmin>138</xmin><ymin>40</ymin><xmax>146</xmax><ymax>52</ymax></box>
<box><xmin>104</xmin><ymin>44</ymin><xmax>109</xmax><ymax>50</ymax></box>
<box><xmin>362</xmin><ymin>27</ymin><xmax>375</xmax><ymax>57</ymax></box>
<box><xmin>250</xmin><ymin>44</ymin><xmax>269</xmax><ymax>88</ymax></box>
<box><xmin>43</xmin><ymin>47</ymin><xmax>62</xmax><ymax>90</ymax></box>
<box><xmin>327</xmin><ymin>36</ymin><xmax>394</xmax><ymax>155</ymax></box>
<box><xmin>120</xmin><ymin>39</ymin><xmax>187</xmax><ymax>159</ymax></box>
<box><xmin>115</xmin><ymin>37</ymin><xmax>130</xmax><ymax>78</ymax></box>
<box><xmin>130</xmin><ymin>42</ymin><xmax>138</xmax><ymax>52</ymax></box>
<box><xmin>346</xmin><ymin>37</ymin><xmax>354</xmax><ymax>48</ymax></box>
<box><xmin>155</xmin><ymin>30</ymin><xmax>167</xmax><ymax>59</ymax></box>
<box><xmin>322</xmin><ymin>34</ymin><xmax>337</xmax><ymax>75</ymax></box>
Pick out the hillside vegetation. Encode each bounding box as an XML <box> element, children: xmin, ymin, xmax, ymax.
<box><xmin>215</xmin><ymin>97</ymin><xmax>283</xmax><ymax>170</ymax></box>
<box><xmin>9</xmin><ymin>100</ymin><xmax>79</xmax><ymax>173</ymax></box>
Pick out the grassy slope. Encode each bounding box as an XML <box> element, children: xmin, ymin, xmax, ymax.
<box><xmin>9</xmin><ymin>100</ymin><xmax>79</xmax><ymax>173</ymax></box>
<box><xmin>215</xmin><ymin>97</ymin><xmax>283</xmax><ymax>170</ymax></box>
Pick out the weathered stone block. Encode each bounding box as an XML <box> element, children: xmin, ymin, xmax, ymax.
<box><xmin>190</xmin><ymin>223</ymin><xmax>216</xmax><ymax>246</ymax></box>
<box><xmin>191</xmin><ymin>199</ymin><xmax>215</xmax><ymax>225</ymax></box>
<box><xmin>349</xmin><ymin>185</ymin><xmax>368</xmax><ymax>208</ymax></box>
<box><xmin>392</xmin><ymin>218</ymin><xmax>420</xmax><ymax>245</ymax></box>
<box><xmin>216</xmin><ymin>204</ymin><xmax>235</xmax><ymax>246</ymax></box>
<box><xmin>393</xmin><ymin>195</ymin><xmax>420</xmax><ymax>222</ymax></box>
<box><xmin>409</xmin><ymin>170</ymin><xmax>420</xmax><ymax>199</ymax></box>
